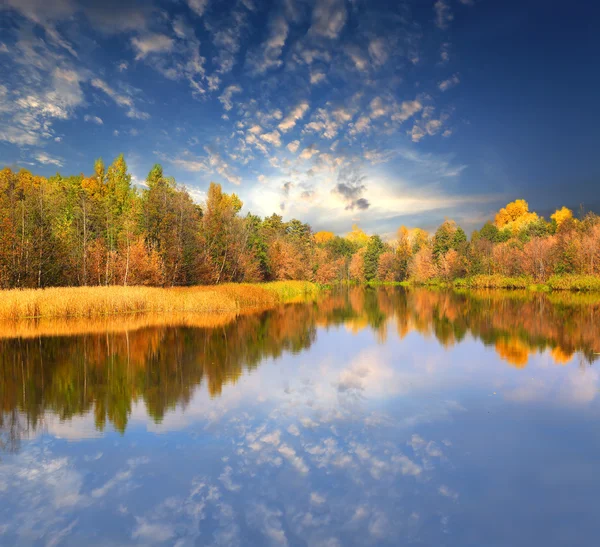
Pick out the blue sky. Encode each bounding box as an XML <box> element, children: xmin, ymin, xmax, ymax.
<box><xmin>0</xmin><ymin>0</ymin><xmax>598</xmax><ymax>235</ymax></box>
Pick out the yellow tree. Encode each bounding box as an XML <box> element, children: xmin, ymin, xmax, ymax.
<box><xmin>314</xmin><ymin>231</ymin><xmax>335</xmax><ymax>245</ymax></box>
<box><xmin>494</xmin><ymin>199</ymin><xmax>538</xmax><ymax>234</ymax></box>
<box><xmin>346</xmin><ymin>224</ymin><xmax>370</xmax><ymax>247</ymax></box>
<box><xmin>551</xmin><ymin>206</ymin><xmax>573</xmax><ymax>228</ymax></box>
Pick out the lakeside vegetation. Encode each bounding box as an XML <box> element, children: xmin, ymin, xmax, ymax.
<box><xmin>1</xmin><ymin>157</ymin><xmax>600</xmax><ymax>293</ymax></box>
<box><xmin>0</xmin><ymin>281</ymin><xmax>318</xmax><ymax>321</ymax></box>
<box><xmin>2</xmin><ymin>287</ymin><xmax>599</xmax><ymax>439</ymax></box>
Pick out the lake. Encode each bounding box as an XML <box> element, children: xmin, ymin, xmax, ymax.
<box><xmin>1</xmin><ymin>286</ymin><xmax>599</xmax><ymax>546</ymax></box>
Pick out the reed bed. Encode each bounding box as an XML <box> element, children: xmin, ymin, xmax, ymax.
<box><xmin>0</xmin><ymin>281</ymin><xmax>320</xmax><ymax>322</ymax></box>
<box><xmin>0</xmin><ymin>312</ymin><xmax>242</xmax><ymax>340</ymax></box>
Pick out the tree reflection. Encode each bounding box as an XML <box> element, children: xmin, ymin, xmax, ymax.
<box><xmin>1</xmin><ymin>287</ymin><xmax>599</xmax><ymax>441</ymax></box>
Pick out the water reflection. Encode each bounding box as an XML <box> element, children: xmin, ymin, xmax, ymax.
<box><xmin>1</xmin><ymin>287</ymin><xmax>599</xmax><ymax>438</ymax></box>
<box><xmin>1</xmin><ymin>287</ymin><xmax>600</xmax><ymax>546</ymax></box>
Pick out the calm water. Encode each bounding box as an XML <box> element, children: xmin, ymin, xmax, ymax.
<box><xmin>1</xmin><ymin>287</ymin><xmax>600</xmax><ymax>546</ymax></box>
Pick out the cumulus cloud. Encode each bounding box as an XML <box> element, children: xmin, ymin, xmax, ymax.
<box><xmin>34</xmin><ymin>152</ymin><xmax>63</xmax><ymax>166</ymax></box>
<box><xmin>186</xmin><ymin>0</ymin><xmax>209</xmax><ymax>17</ymax></box>
<box><xmin>310</xmin><ymin>68</ymin><xmax>327</xmax><ymax>85</ymax></box>
<box><xmin>392</xmin><ymin>99</ymin><xmax>423</xmax><ymax>123</ymax></box>
<box><xmin>279</xmin><ymin>101</ymin><xmax>310</xmax><ymax>132</ymax></box>
<box><xmin>287</xmin><ymin>140</ymin><xmax>300</xmax><ymax>153</ymax></box>
<box><xmin>368</xmin><ymin>38</ymin><xmax>389</xmax><ymax>66</ymax></box>
<box><xmin>434</xmin><ymin>0</ymin><xmax>453</xmax><ymax>29</ymax></box>
<box><xmin>334</xmin><ymin>164</ymin><xmax>370</xmax><ymax>211</ymax></box>
<box><xmin>206</xmin><ymin>7</ymin><xmax>249</xmax><ymax>74</ymax></box>
<box><xmin>299</xmin><ymin>144</ymin><xmax>319</xmax><ymax>160</ymax></box>
<box><xmin>260</xmin><ymin>130</ymin><xmax>282</xmax><ymax>147</ymax></box>
<box><xmin>219</xmin><ymin>84</ymin><xmax>242</xmax><ymax>111</ymax></box>
<box><xmin>83</xmin><ymin>114</ymin><xmax>103</xmax><ymax>125</ymax></box>
<box><xmin>247</xmin><ymin>14</ymin><xmax>289</xmax><ymax>74</ymax></box>
<box><xmin>438</xmin><ymin>74</ymin><xmax>460</xmax><ymax>91</ymax></box>
<box><xmin>131</xmin><ymin>34</ymin><xmax>174</xmax><ymax>61</ymax></box>
<box><xmin>91</xmin><ymin>78</ymin><xmax>149</xmax><ymax>119</ymax></box>
<box><xmin>156</xmin><ymin>146</ymin><xmax>242</xmax><ymax>185</ymax></box>
<box><xmin>311</xmin><ymin>0</ymin><xmax>347</xmax><ymax>39</ymax></box>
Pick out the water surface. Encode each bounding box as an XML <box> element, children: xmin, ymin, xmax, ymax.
<box><xmin>1</xmin><ymin>287</ymin><xmax>599</xmax><ymax>546</ymax></box>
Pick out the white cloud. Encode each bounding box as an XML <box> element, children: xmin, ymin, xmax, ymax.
<box><xmin>90</xmin><ymin>78</ymin><xmax>132</xmax><ymax>107</ymax></box>
<box><xmin>438</xmin><ymin>74</ymin><xmax>460</xmax><ymax>92</ymax></box>
<box><xmin>439</xmin><ymin>485</ymin><xmax>458</xmax><ymax>500</ymax></box>
<box><xmin>131</xmin><ymin>34</ymin><xmax>174</xmax><ymax>61</ymax></box>
<box><xmin>368</xmin><ymin>38</ymin><xmax>389</xmax><ymax>66</ymax></box>
<box><xmin>132</xmin><ymin>518</ymin><xmax>175</xmax><ymax>543</ymax></box>
<box><xmin>187</xmin><ymin>0</ymin><xmax>209</xmax><ymax>17</ymax></box>
<box><xmin>117</xmin><ymin>61</ymin><xmax>128</xmax><ymax>72</ymax></box>
<box><xmin>310</xmin><ymin>68</ymin><xmax>327</xmax><ymax>85</ymax></box>
<box><xmin>247</xmin><ymin>14</ymin><xmax>289</xmax><ymax>74</ymax></box>
<box><xmin>279</xmin><ymin>101</ymin><xmax>310</xmax><ymax>132</ymax></box>
<box><xmin>299</xmin><ymin>145</ymin><xmax>319</xmax><ymax>160</ymax></box>
<box><xmin>344</xmin><ymin>45</ymin><xmax>369</xmax><ymax>72</ymax></box>
<box><xmin>83</xmin><ymin>114</ymin><xmax>103</xmax><ymax>125</ymax></box>
<box><xmin>206</xmin><ymin>7</ymin><xmax>249</xmax><ymax>74</ymax></box>
<box><xmin>219</xmin><ymin>84</ymin><xmax>242</xmax><ymax>111</ymax></box>
<box><xmin>34</xmin><ymin>152</ymin><xmax>63</xmax><ymax>166</ymax></box>
<box><xmin>311</xmin><ymin>0</ymin><xmax>347</xmax><ymax>39</ymax></box>
<box><xmin>350</xmin><ymin>115</ymin><xmax>370</xmax><ymax>135</ymax></box>
<box><xmin>392</xmin><ymin>99</ymin><xmax>423</xmax><ymax>123</ymax></box>
<box><xmin>440</xmin><ymin>42</ymin><xmax>450</xmax><ymax>63</ymax></box>
<box><xmin>434</xmin><ymin>0</ymin><xmax>453</xmax><ymax>29</ymax></box>
<box><xmin>261</xmin><ymin>130</ymin><xmax>282</xmax><ymax>147</ymax></box>
<box><xmin>287</xmin><ymin>140</ymin><xmax>300</xmax><ymax>153</ymax></box>
<box><xmin>287</xmin><ymin>424</ymin><xmax>300</xmax><ymax>436</ymax></box>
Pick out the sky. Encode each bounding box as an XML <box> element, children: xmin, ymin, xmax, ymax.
<box><xmin>0</xmin><ymin>0</ymin><xmax>598</xmax><ymax>236</ymax></box>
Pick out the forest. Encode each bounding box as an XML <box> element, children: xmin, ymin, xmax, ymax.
<box><xmin>1</xmin><ymin>154</ymin><xmax>599</xmax><ymax>290</ymax></box>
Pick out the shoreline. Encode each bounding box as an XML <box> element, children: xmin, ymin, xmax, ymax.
<box><xmin>0</xmin><ymin>281</ymin><xmax>320</xmax><ymax>322</ymax></box>
<box><xmin>364</xmin><ymin>274</ymin><xmax>600</xmax><ymax>292</ymax></box>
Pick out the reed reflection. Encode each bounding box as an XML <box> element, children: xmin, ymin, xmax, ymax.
<box><xmin>1</xmin><ymin>287</ymin><xmax>599</xmax><ymax>440</ymax></box>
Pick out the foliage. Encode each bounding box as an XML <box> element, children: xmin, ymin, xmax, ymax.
<box><xmin>1</xmin><ymin>162</ymin><xmax>600</xmax><ymax>292</ymax></box>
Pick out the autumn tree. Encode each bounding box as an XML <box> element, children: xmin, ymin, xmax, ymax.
<box><xmin>364</xmin><ymin>235</ymin><xmax>385</xmax><ymax>281</ymax></box>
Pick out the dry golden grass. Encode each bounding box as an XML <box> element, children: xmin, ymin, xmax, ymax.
<box><xmin>0</xmin><ymin>312</ymin><xmax>243</xmax><ymax>340</ymax></box>
<box><xmin>0</xmin><ymin>281</ymin><xmax>319</xmax><ymax>322</ymax></box>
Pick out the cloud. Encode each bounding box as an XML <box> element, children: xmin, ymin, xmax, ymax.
<box><xmin>131</xmin><ymin>34</ymin><xmax>174</xmax><ymax>61</ymax></box>
<box><xmin>205</xmin><ymin>145</ymin><xmax>242</xmax><ymax>185</ymax></box>
<box><xmin>434</xmin><ymin>0</ymin><xmax>453</xmax><ymax>29</ymax></box>
<box><xmin>311</xmin><ymin>0</ymin><xmax>347</xmax><ymax>39</ymax></box>
<box><xmin>334</xmin><ymin>164</ymin><xmax>370</xmax><ymax>211</ymax></box>
<box><xmin>219</xmin><ymin>84</ymin><xmax>242</xmax><ymax>111</ymax></box>
<box><xmin>287</xmin><ymin>140</ymin><xmax>300</xmax><ymax>153</ymax></box>
<box><xmin>439</xmin><ymin>485</ymin><xmax>458</xmax><ymax>500</ymax></box>
<box><xmin>299</xmin><ymin>145</ymin><xmax>319</xmax><ymax>160</ymax></box>
<box><xmin>438</xmin><ymin>74</ymin><xmax>460</xmax><ymax>91</ymax></box>
<box><xmin>247</xmin><ymin>14</ymin><xmax>289</xmax><ymax>74</ymax></box>
<box><xmin>91</xmin><ymin>78</ymin><xmax>149</xmax><ymax>119</ymax></box>
<box><xmin>303</xmin><ymin>107</ymin><xmax>352</xmax><ymax>140</ymax></box>
<box><xmin>90</xmin><ymin>79</ymin><xmax>132</xmax><ymax>107</ymax></box>
<box><xmin>156</xmin><ymin>146</ymin><xmax>242</xmax><ymax>186</ymax></box>
<box><xmin>440</xmin><ymin>42</ymin><xmax>450</xmax><ymax>63</ymax></box>
<box><xmin>261</xmin><ymin>130</ymin><xmax>282</xmax><ymax>147</ymax></box>
<box><xmin>83</xmin><ymin>114</ymin><xmax>103</xmax><ymax>125</ymax></box>
<box><xmin>132</xmin><ymin>518</ymin><xmax>175</xmax><ymax>543</ymax></box>
<box><xmin>368</xmin><ymin>38</ymin><xmax>389</xmax><ymax>66</ymax></box>
<box><xmin>0</xmin><ymin>65</ymin><xmax>86</xmax><ymax>145</ymax></box>
<box><xmin>186</xmin><ymin>0</ymin><xmax>209</xmax><ymax>17</ymax></box>
<box><xmin>34</xmin><ymin>152</ymin><xmax>63</xmax><ymax>166</ymax></box>
<box><xmin>310</xmin><ymin>68</ymin><xmax>327</xmax><ymax>85</ymax></box>
<box><xmin>279</xmin><ymin>101</ymin><xmax>310</xmax><ymax>132</ymax></box>
<box><xmin>410</xmin><ymin>108</ymin><xmax>450</xmax><ymax>142</ymax></box>
<box><xmin>206</xmin><ymin>7</ymin><xmax>249</xmax><ymax>74</ymax></box>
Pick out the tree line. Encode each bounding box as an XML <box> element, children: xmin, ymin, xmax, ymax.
<box><xmin>1</xmin><ymin>156</ymin><xmax>599</xmax><ymax>288</ymax></box>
